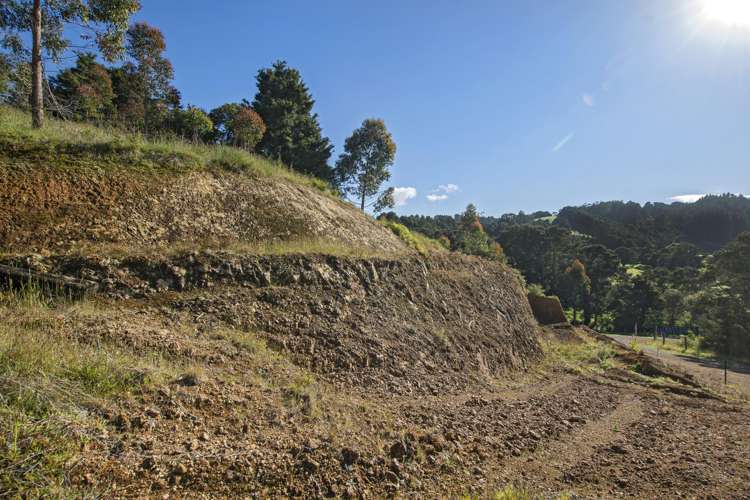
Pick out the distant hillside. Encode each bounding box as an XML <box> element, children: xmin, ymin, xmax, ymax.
<box><xmin>393</xmin><ymin>195</ymin><xmax>750</xmax><ymax>258</ymax></box>
<box><xmin>554</xmin><ymin>197</ymin><xmax>750</xmax><ymax>253</ymax></box>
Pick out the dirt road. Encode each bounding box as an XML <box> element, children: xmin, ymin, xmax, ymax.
<box><xmin>608</xmin><ymin>334</ymin><xmax>750</xmax><ymax>400</ymax></box>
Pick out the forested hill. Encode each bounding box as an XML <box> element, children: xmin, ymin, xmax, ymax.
<box><xmin>554</xmin><ymin>195</ymin><xmax>750</xmax><ymax>253</ymax></box>
<box><xmin>393</xmin><ymin>194</ymin><xmax>750</xmax><ymax>260</ymax></box>
<box><xmin>389</xmin><ymin>194</ymin><xmax>750</xmax><ymax>341</ymax></box>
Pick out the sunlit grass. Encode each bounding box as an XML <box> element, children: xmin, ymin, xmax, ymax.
<box><xmin>0</xmin><ymin>283</ymin><xmax>175</xmax><ymax>496</ymax></box>
<box><xmin>59</xmin><ymin>237</ymin><xmax>403</xmax><ymax>259</ymax></box>
<box><xmin>544</xmin><ymin>337</ymin><xmax>617</xmax><ymax>374</ymax></box>
<box><xmin>0</xmin><ymin>105</ymin><xmax>334</xmax><ymax>194</ymax></box>
<box><xmin>379</xmin><ymin>219</ymin><xmax>447</xmax><ymax>256</ymax></box>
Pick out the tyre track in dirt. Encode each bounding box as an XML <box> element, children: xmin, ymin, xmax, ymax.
<box><xmin>486</xmin><ymin>392</ymin><xmax>644</xmax><ymax>497</ymax></box>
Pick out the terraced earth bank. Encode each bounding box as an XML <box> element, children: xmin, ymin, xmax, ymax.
<box><xmin>1</xmin><ymin>145</ymin><xmax>749</xmax><ymax>498</ymax></box>
<box><xmin>2</xmin><ymin>250</ymin><xmax>749</xmax><ymax>498</ymax></box>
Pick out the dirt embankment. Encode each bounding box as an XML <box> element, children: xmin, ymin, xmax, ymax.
<box><xmin>2</xmin><ymin>251</ymin><xmax>542</xmax><ymax>395</ymax></box>
<box><xmin>0</xmin><ymin>162</ymin><xmax>405</xmax><ymax>254</ymax></box>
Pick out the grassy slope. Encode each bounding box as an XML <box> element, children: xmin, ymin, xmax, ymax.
<box><xmin>1</xmin><ymin>106</ymin><xmax>447</xmax><ymax>257</ymax></box>
<box><xmin>0</xmin><ymin>285</ymin><xmax>177</xmax><ymax>496</ymax></box>
<box><xmin>0</xmin><ymin>106</ymin><xmax>332</xmax><ymax>194</ymax></box>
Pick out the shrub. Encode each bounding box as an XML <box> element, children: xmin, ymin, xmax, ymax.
<box><xmin>379</xmin><ymin>220</ymin><xmax>445</xmax><ymax>256</ymax></box>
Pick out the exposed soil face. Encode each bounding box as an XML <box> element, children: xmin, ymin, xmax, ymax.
<box><xmin>1</xmin><ymin>252</ymin><xmax>542</xmax><ymax>395</ymax></box>
<box><xmin>4</xmin><ymin>252</ymin><xmax>750</xmax><ymax>498</ymax></box>
<box><xmin>54</xmin><ymin>304</ymin><xmax>750</xmax><ymax>498</ymax></box>
<box><xmin>0</xmin><ymin>162</ymin><xmax>405</xmax><ymax>254</ymax></box>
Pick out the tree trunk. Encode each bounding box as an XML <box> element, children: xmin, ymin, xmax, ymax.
<box><xmin>31</xmin><ymin>0</ymin><xmax>43</xmax><ymax>129</ymax></box>
<box><xmin>360</xmin><ymin>191</ymin><xmax>366</xmax><ymax>211</ymax></box>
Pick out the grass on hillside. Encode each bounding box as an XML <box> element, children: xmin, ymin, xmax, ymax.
<box><xmin>0</xmin><ymin>283</ymin><xmax>175</xmax><ymax>497</ymax></box>
<box><xmin>56</xmin><ymin>237</ymin><xmax>406</xmax><ymax>260</ymax></box>
<box><xmin>379</xmin><ymin>220</ymin><xmax>447</xmax><ymax>256</ymax></box>
<box><xmin>545</xmin><ymin>337</ymin><xmax>617</xmax><ymax>374</ymax></box>
<box><xmin>0</xmin><ymin>105</ymin><xmax>333</xmax><ymax>194</ymax></box>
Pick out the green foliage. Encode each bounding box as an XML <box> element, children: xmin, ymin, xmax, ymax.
<box><xmin>252</xmin><ymin>60</ymin><xmax>333</xmax><ymax>180</ymax></box>
<box><xmin>1</xmin><ymin>1</ymin><xmax>140</xmax><ymax>62</ymax></box>
<box><xmin>559</xmin><ymin>259</ymin><xmax>591</xmax><ymax>323</ymax></box>
<box><xmin>208</xmin><ymin>102</ymin><xmax>242</xmax><ymax>143</ymax></box>
<box><xmin>170</xmin><ymin>105</ymin><xmax>213</xmax><ymax>142</ymax></box>
<box><xmin>713</xmin><ymin>231</ymin><xmax>750</xmax><ymax>301</ymax></box>
<box><xmin>50</xmin><ymin>53</ymin><xmax>115</xmax><ymax>122</ymax></box>
<box><xmin>379</xmin><ymin>220</ymin><xmax>444</xmax><ymax>256</ymax></box>
<box><xmin>526</xmin><ymin>283</ymin><xmax>546</xmax><ymax>297</ymax></box>
<box><xmin>208</xmin><ymin>102</ymin><xmax>266</xmax><ymax>151</ymax></box>
<box><xmin>656</xmin><ymin>242</ymin><xmax>702</xmax><ymax>269</ymax></box>
<box><xmin>335</xmin><ymin>118</ymin><xmax>397</xmax><ymax>211</ymax></box>
<box><xmin>579</xmin><ymin>244</ymin><xmax>620</xmax><ymax>324</ymax></box>
<box><xmin>608</xmin><ymin>274</ymin><xmax>661</xmax><ymax>333</ymax></box>
<box><xmin>124</xmin><ymin>22</ymin><xmax>178</xmax><ymax>135</ymax></box>
<box><xmin>661</xmin><ymin>288</ymin><xmax>684</xmax><ymax>327</ymax></box>
<box><xmin>455</xmin><ymin>204</ymin><xmax>505</xmax><ymax>261</ymax></box>
<box><xmin>230</xmin><ymin>106</ymin><xmax>266</xmax><ymax>151</ymax></box>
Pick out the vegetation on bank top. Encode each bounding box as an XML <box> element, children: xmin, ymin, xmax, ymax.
<box><xmin>0</xmin><ymin>105</ymin><xmax>334</xmax><ymax>194</ymax></box>
<box><xmin>2</xmin><ymin>8</ymin><xmax>402</xmax><ymax>211</ymax></box>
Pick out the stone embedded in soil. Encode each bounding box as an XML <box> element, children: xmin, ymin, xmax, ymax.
<box><xmin>340</xmin><ymin>447</ymin><xmax>360</xmax><ymax>466</ymax></box>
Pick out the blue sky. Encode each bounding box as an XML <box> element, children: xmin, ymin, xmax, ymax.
<box><xmin>132</xmin><ymin>0</ymin><xmax>749</xmax><ymax>216</ymax></box>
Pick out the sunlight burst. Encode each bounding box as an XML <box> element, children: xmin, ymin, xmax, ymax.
<box><xmin>702</xmin><ymin>0</ymin><xmax>750</xmax><ymax>27</ymax></box>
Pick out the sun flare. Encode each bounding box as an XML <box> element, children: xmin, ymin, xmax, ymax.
<box><xmin>702</xmin><ymin>0</ymin><xmax>750</xmax><ymax>27</ymax></box>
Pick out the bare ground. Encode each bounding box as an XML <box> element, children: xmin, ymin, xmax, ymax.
<box><xmin>2</xmin><ymin>254</ymin><xmax>749</xmax><ymax>498</ymax></box>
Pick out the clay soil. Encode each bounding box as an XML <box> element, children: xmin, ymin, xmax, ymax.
<box><xmin>3</xmin><ymin>252</ymin><xmax>748</xmax><ymax>499</ymax></box>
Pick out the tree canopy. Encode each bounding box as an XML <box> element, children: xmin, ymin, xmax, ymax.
<box><xmin>252</xmin><ymin>60</ymin><xmax>333</xmax><ymax>180</ymax></box>
<box><xmin>335</xmin><ymin>118</ymin><xmax>396</xmax><ymax>211</ymax></box>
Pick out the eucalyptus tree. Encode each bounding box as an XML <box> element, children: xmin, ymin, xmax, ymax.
<box><xmin>1</xmin><ymin>0</ymin><xmax>140</xmax><ymax>127</ymax></box>
<box><xmin>334</xmin><ymin>118</ymin><xmax>397</xmax><ymax>211</ymax></box>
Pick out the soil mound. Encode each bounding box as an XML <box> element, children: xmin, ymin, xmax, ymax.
<box><xmin>0</xmin><ymin>162</ymin><xmax>405</xmax><ymax>254</ymax></box>
<box><xmin>2</xmin><ymin>251</ymin><xmax>542</xmax><ymax>394</ymax></box>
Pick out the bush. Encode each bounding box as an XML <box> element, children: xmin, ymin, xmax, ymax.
<box><xmin>379</xmin><ymin>220</ymin><xmax>444</xmax><ymax>256</ymax></box>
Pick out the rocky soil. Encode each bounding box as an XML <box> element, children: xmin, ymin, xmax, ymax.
<box><xmin>0</xmin><ymin>162</ymin><xmax>405</xmax><ymax>254</ymax></box>
<box><xmin>3</xmin><ymin>251</ymin><xmax>749</xmax><ymax>498</ymax></box>
<box><xmin>1</xmin><ymin>252</ymin><xmax>541</xmax><ymax>396</ymax></box>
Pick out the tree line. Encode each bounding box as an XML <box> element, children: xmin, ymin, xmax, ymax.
<box><xmin>1</xmin><ymin>1</ymin><xmax>398</xmax><ymax>210</ymax></box>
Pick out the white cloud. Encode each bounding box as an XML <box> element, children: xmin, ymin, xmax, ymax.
<box><xmin>392</xmin><ymin>187</ymin><xmax>417</xmax><ymax>206</ymax></box>
<box><xmin>582</xmin><ymin>93</ymin><xmax>595</xmax><ymax>107</ymax></box>
<box><xmin>436</xmin><ymin>183</ymin><xmax>460</xmax><ymax>193</ymax></box>
<box><xmin>552</xmin><ymin>133</ymin><xmax>575</xmax><ymax>152</ymax></box>
<box><xmin>426</xmin><ymin>183</ymin><xmax>459</xmax><ymax>202</ymax></box>
<box><xmin>671</xmin><ymin>193</ymin><xmax>750</xmax><ymax>203</ymax></box>
<box><xmin>670</xmin><ymin>194</ymin><xmax>705</xmax><ymax>203</ymax></box>
<box><xmin>426</xmin><ymin>194</ymin><xmax>448</xmax><ymax>202</ymax></box>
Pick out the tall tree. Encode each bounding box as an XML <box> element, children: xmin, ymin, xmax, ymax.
<box><xmin>208</xmin><ymin>102</ymin><xmax>266</xmax><ymax>151</ymax></box>
<box><xmin>124</xmin><ymin>22</ymin><xmax>175</xmax><ymax>134</ymax></box>
<box><xmin>560</xmin><ymin>259</ymin><xmax>591</xmax><ymax>324</ymax></box>
<box><xmin>208</xmin><ymin>102</ymin><xmax>242</xmax><ymax>144</ymax></box>
<box><xmin>662</xmin><ymin>288</ymin><xmax>684</xmax><ymax>327</ymax></box>
<box><xmin>229</xmin><ymin>107</ymin><xmax>266</xmax><ymax>151</ymax></box>
<box><xmin>51</xmin><ymin>52</ymin><xmax>114</xmax><ymax>121</ymax></box>
<box><xmin>579</xmin><ymin>244</ymin><xmax>620</xmax><ymax>326</ymax></box>
<box><xmin>713</xmin><ymin>232</ymin><xmax>750</xmax><ymax>301</ymax></box>
<box><xmin>335</xmin><ymin>118</ymin><xmax>397</xmax><ymax>211</ymax></box>
<box><xmin>170</xmin><ymin>105</ymin><xmax>212</xmax><ymax>142</ymax></box>
<box><xmin>1</xmin><ymin>0</ymin><xmax>140</xmax><ymax>127</ymax></box>
<box><xmin>252</xmin><ymin>60</ymin><xmax>333</xmax><ymax>179</ymax></box>
<box><xmin>608</xmin><ymin>274</ymin><xmax>661</xmax><ymax>333</ymax></box>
